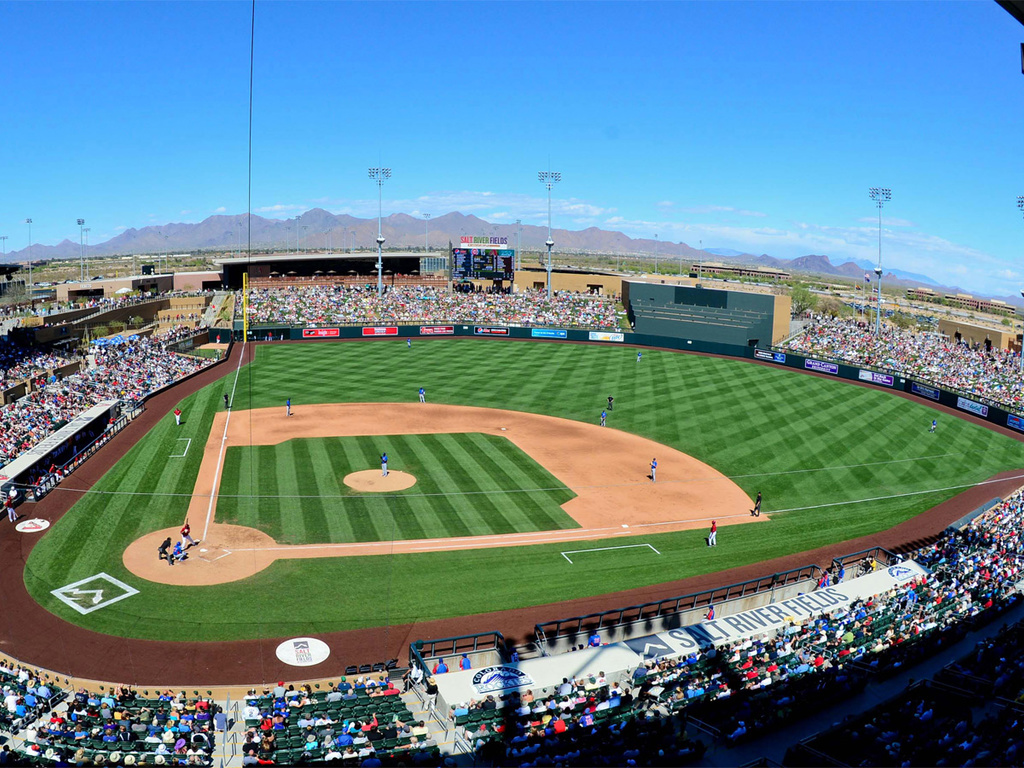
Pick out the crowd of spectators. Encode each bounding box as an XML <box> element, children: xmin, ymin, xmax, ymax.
<box><xmin>0</xmin><ymin>340</ymin><xmax>71</xmax><ymax>388</ymax></box>
<box><xmin>782</xmin><ymin>316</ymin><xmax>1024</xmax><ymax>411</ymax></box>
<box><xmin>241</xmin><ymin>678</ymin><xmax>439</xmax><ymax>765</ymax></box>
<box><xmin>20</xmin><ymin>685</ymin><xmax>217</xmax><ymax>766</ymax></box>
<box><xmin>0</xmin><ymin>328</ymin><xmax>215</xmax><ymax>468</ymax></box>
<box><xmin>245</xmin><ymin>285</ymin><xmax>621</xmax><ymax>330</ymax></box>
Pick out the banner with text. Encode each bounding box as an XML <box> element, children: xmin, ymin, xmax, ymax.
<box><xmin>419</xmin><ymin>326</ymin><xmax>454</xmax><ymax>335</ymax></box>
<box><xmin>805</xmin><ymin>359</ymin><xmax>839</xmax><ymax>375</ymax></box>
<box><xmin>911</xmin><ymin>382</ymin><xmax>940</xmax><ymax>401</ymax></box>
<box><xmin>588</xmin><ymin>331</ymin><xmax>625</xmax><ymax>342</ymax></box>
<box><xmin>302</xmin><ymin>328</ymin><xmax>340</xmax><ymax>338</ymax></box>
<box><xmin>474</xmin><ymin>326</ymin><xmax>509</xmax><ymax>336</ymax></box>
<box><xmin>362</xmin><ymin>326</ymin><xmax>399</xmax><ymax>337</ymax></box>
<box><xmin>858</xmin><ymin>370</ymin><xmax>894</xmax><ymax>387</ymax></box>
<box><xmin>531</xmin><ymin>328</ymin><xmax>567</xmax><ymax>339</ymax></box>
<box><xmin>957</xmin><ymin>396</ymin><xmax>989</xmax><ymax>417</ymax></box>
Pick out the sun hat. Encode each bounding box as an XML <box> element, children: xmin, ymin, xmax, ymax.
<box><xmin>124</xmin><ymin>756</ymin><xmax>137</xmax><ymax>766</ymax></box>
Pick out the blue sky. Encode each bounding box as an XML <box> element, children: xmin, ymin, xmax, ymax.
<box><xmin>3</xmin><ymin>1</ymin><xmax>1023</xmax><ymax>295</ymax></box>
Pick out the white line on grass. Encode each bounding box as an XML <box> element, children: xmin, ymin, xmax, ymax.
<box><xmin>561</xmin><ymin>543</ymin><xmax>661</xmax><ymax>564</ymax></box>
<box><xmin>169</xmin><ymin>438</ymin><xmax>192</xmax><ymax>459</ymax></box>
<box><xmin>201</xmin><ymin>341</ymin><xmax>247</xmax><ymax>541</ymax></box>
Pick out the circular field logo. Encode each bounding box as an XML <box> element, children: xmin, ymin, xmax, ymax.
<box><xmin>275</xmin><ymin>637</ymin><xmax>330</xmax><ymax>667</ymax></box>
<box><xmin>16</xmin><ymin>519</ymin><xmax>50</xmax><ymax>533</ymax></box>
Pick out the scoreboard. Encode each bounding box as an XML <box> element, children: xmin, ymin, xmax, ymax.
<box><xmin>452</xmin><ymin>237</ymin><xmax>515</xmax><ymax>280</ymax></box>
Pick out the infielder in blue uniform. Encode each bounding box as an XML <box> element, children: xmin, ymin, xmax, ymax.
<box><xmin>600</xmin><ymin>410</ymin><xmax>607</xmax><ymax>426</ymax></box>
<box><xmin>650</xmin><ymin>457</ymin><xmax>657</xmax><ymax>482</ymax></box>
<box><xmin>637</xmin><ymin>351</ymin><xmax>642</xmax><ymax>363</ymax></box>
<box><xmin>381</xmin><ymin>452</ymin><xmax>389</xmax><ymax>477</ymax></box>
<box><xmin>407</xmin><ymin>338</ymin><xmax>412</xmax><ymax>349</ymax></box>
<box><xmin>419</xmin><ymin>387</ymin><xmax>426</xmax><ymax>403</ymax></box>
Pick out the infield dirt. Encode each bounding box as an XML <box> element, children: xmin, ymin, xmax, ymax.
<box><xmin>123</xmin><ymin>403</ymin><xmax>759</xmax><ymax>585</ymax></box>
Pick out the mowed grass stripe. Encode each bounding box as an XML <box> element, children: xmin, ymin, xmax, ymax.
<box><xmin>440</xmin><ymin>435</ymin><xmax>523</xmax><ymax>535</ymax></box>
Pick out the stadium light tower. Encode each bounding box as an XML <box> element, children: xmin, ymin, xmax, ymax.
<box><xmin>0</xmin><ymin>236</ymin><xmax>7</xmax><ymax>257</ymax></box>
<box><xmin>423</xmin><ymin>213</ymin><xmax>430</xmax><ymax>254</ymax></box>
<box><xmin>538</xmin><ymin>170</ymin><xmax>561</xmax><ymax>298</ymax></box>
<box><xmin>77</xmin><ymin>219</ymin><xmax>86</xmax><ymax>281</ymax></box>
<box><xmin>83</xmin><ymin>228</ymin><xmax>90</xmax><ymax>272</ymax></box>
<box><xmin>369</xmin><ymin>167</ymin><xmax>391</xmax><ymax>296</ymax></box>
<box><xmin>24</xmin><ymin>219</ymin><xmax>33</xmax><ymax>297</ymax></box>
<box><xmin>654</xmin><ymin>234</ymin><xmax>659</xmax><ymax>274</ymax></box>
<box><xmin>515</xmin><ymin>219</ymin><xmax>522</xmax><ymax>272</ymax></box>
<box><xmin>869</xmin><ymin>187</ymin><xmax>892</xmax><ymax>336</ymax></box>
<box><xmin>1018</xmin><ymin>196</ymin><xmax>1024</xmax><ymax>371</ymax></box>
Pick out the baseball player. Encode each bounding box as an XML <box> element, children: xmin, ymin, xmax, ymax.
<box><xmin>708</xmin><ymin>520</ymin><xmax>717</xmax><ymax>547</ymax></box>
<box><xmin>419</xmin><ymin>387</ymin><xmax>426</xmax><ymax>403</ymax></box>
<box><xmin>286</xmin><ymin>398</ymin><xmax>292</xmax><ymax>417</ymax></box>
<box><xmin>5</xmin><ymin>495</ymin><xmax>15</xmax><ymax>523</ymax></box>
<box><xmin>407</xmin><ymin>338</ymin><xmax>412</xmax><ymax>349</ymax></box>
<box><xmin>600</xmin><ymin>410</ymin><xmax>607</xmax><ymax>427</ymax></box>
<box><xmin>650</xmin><ymin>457</ymin><xmax>657</xmax><ymax>482</ymax></box>
<box><xmin>173</xmin><ymin>408</ymin><xmax>182</xmax><ymax>426</ymax></box>
<box><xmin>180</xmin><ymin>520</ymin><xmax>197</xmax><ymax>548</ymax></box>
<box><xmin>381</xmin><ymin>452</ymin><xmax>389</xmax><ymax>477</ymax></box>
<box><xmin>223</xmin><ymin>393</ymin><xmax>230</xmax><ymax>409</ymax></box>
<box><xmin>929</xmin><ymin>418</ymin><xmax>937</xmax><ymax>433</ymax></box>
<box><xmin>607</xmin><ymin>395</ymin><xmax>614</xmax><ymax>411</ymax></box>
<box><xmin>636</xmin><ymin>351</ymin><xmax>642</xmax><ymax>363</ymax></box>
<box><xmin>753</xmin><ymin>491</ymin><xmax>762</xmax><ymax>517</ymax></box>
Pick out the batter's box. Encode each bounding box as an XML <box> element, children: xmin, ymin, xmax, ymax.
<box><xmin>51</xmin><ymin>572</ymin><xmax>140</xmax><ymax>615</ymax></box>
<box><xmin>196</xmin><ymin>544</ymin><xmax>233</xmax><ymax>563</ymax></box>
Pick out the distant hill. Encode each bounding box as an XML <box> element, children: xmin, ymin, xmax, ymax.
<box><xmin>6</xmin><ymin>207</ymin><xmax>1014</xmax><ymax>304</ymax></box>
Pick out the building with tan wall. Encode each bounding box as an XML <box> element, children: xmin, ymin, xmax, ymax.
<box><xmin>937</xmin><ymin>318</ymin><xmax>1018</xmax><ymax>351</ymax></box>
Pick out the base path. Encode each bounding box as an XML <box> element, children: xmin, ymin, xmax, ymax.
<box><xmin>123</xmin><ymin>403</ymin><xmax>758</xmax><ymax>585</ymax></box>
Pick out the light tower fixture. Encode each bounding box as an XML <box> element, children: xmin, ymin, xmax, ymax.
<box><xmin>868</xmin><ymin>187</ymin><xmax>892</xmax><ymax>336</ymax></box>
<box><xmin>515</xmin><ymin>219</ymin><xmax>522</xmax><ymax>272</ymax></box>
<box><xmin>24</xmin><ymin>219</ymin><xmax>33</xmax><ymax>297</ymax></box>
<box><xmin>0</xmin><ymin>236</ymin><xmax>7</xmax><ymax>257</ymax></box>
<box><xmin>77</xmin><ymin>219</ymin><xmax>86</xmax><ymax>281</ymax></box>
<box><xmin>83</xmin><ymin>228</ymin><xmax>91</xmax><ymax>274</ymax></box>
<box><xmin>1018</xmin><ymin>196</ymin><xmax>1024</xmax><ymax>371</ymax></box>
<box><xmin>538</xmin><ymin>170</ymin><xmax>561</xmax><ymax>298</ymax></box>
<box><xmin>369</xmin><ymin>167</ymin><xmax>391</xmax><ymax>296</ymax></box>
<box><xmin>423</xmin><ymin>213</ymin><xmax>430</xmax><ymax>254</ymax></box>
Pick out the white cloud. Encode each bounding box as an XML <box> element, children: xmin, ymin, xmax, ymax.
<box><xmin>857</xmin><ymin>216</ymin><xmax>916</xmax><ymax>227</ymax></box>
<box><xmin>114</xmin><ymin>225</ymin><xmax>127</xmax><ymax>232</ymax></box>
<box><xmin>656</xmin><ymin>200</ymin><xmax>675</xmax><ymax>209</ymax></box>
<box><xmin>254</xmin><ymin>203</ymin><xmax>305</xmax><ymax>214</ymax></box>
<box><xmin>679</xmin><ymin>204</ymin><xmax>767</xmax><ymax>218</ymax></box>
<box><xmin>179</xmin><ymin>209</ymin><xmax>192</xmax><ymax>216</ymax></box>
<box><xmin>212</xmin><ymin>206</ymin><xmax>227</xmax><ymax>214</ymax></box>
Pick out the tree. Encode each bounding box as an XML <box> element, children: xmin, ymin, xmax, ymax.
<box><xmin>790</xmin><ymin>283</ymin><xmax>819</xmax><ymax>315</ymax></box>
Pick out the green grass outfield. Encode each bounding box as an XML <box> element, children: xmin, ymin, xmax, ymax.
<box><xmin>216</xmin><ymin>434</ymin><xmax>577</xmax><ymax>544</ymax></box>
<box><xmin>24</xmin><ymin>339</ymin><xmax>1024</xmax><ymax>641</ymax></box>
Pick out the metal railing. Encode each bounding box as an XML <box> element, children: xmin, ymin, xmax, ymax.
<box><xmin>408</xmin><ymin>630</ymin><xmax>507</xmax><ymax>670</ymax></box>
<box><xmin>831</xmin><ymin>546</ymin><xmax>901</xmax><ymax>577</ymax></box>
<box><xmin>30</xmin><ymin>406</ymin><xmax>139</xmax><ymax>501</ymax></box>
<box><xmin>534</xmin><ymin>562</ymin><xmax>822</xmax><ymax>648</ymax></box>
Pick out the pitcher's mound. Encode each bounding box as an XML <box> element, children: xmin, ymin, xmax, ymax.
<box><xmin>343</xmin><ymin>470</ymin><xmax>417</xmax><ymax>492</ymax></box>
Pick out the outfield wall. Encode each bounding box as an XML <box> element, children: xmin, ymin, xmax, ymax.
<box><xmin>227</xmin><ymin>323</ymin><xmax>1024</xmax><ymax>434</ymax></box>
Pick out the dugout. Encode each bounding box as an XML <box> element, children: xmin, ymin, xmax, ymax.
<box><xmin>623</xmin><ymin>281</ymin><xmax>790</xmax><ymax>346</ymax></box>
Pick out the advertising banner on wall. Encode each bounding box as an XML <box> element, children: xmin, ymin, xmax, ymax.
<box><xmin>956</xmin><ymin>396</ymin><xmax>989</xmax><ymax>417</ymax></box>
<box><xmin>588</xmin><ymin>331</ymin><xmax>625</xmax><ymax>342</ymax></box>
<box><xmin>474</xmin><ymin>326</ymin><xmax>510</xmax><ymax>336</ymax></box>
<box><xmin>911</xmin><ymin>382</ymin><xmax>940</xmax><ymax>401</ymax></box>
<box><xmin>1008</xmin><ymin>414</ymin><xmax>1024</xmax><ymax>432</ymax></box>
<box><xmin>362</xmin><ymin>326</ymin><xmax>399</xmax><ymax>337</ymax></box>
<box><xmin>302</xmin><ymin>328</ymin><xmax>340</xmax><ymax>338</ymax></box>
<box><xmin>804</xmin><ymin>359</ymin><xmax>839</xmax><ymax>375</ymax></box>
<box><xmin>858</xmin><ymin>370</ymin><xmax>894</xmax><ymax>387</ymax></box>
<box><xmin>419</xmin><ymin>326</ymin><xmax>454</xmax><ymax>335</ymax></box>
<box><xmin>531</xmin><ymin>329</ymin><xmax>567</xmax><ymax>339</ymax></box>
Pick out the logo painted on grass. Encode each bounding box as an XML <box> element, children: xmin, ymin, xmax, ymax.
<box><xmin>471</xmin><ymin>666</ymin><xmax>534</xmax><ymax>694</ymax></box>
<box><xmin>51</xmin><ymin>573</ymin><xmax>139</xmax><ymax>615</ymax></box>
<box><xmin>15</xmin><ymin>518</ymin><xmax>50</xmax><ymax>533</ymax></box>
<box><xmin>275</xmin><ymin>637</ymin><xmax>331</xmax><ymax>667</ymax></box>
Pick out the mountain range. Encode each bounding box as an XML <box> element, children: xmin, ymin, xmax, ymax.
<box><xmin>4</xmin><ymin>208</ymin><xmax>1017</xmax><ymax>305</ymax></box>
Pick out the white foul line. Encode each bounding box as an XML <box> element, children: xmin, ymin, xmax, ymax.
<box><xmin>561</xmin><ymin>543</ymin><xmax>661</xmax><ymax>564</ymax></box>
<box><xmin>202</xmin><ymin>341</ymin><xmax>247</xmax><ymax>542</ymax></box>
<box><xmin>170</xmin><ymin>438</ymin><xmax>192</xmax><ymax>459</ymax></box>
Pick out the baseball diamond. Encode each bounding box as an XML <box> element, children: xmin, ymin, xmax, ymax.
<box><xmin>15</xmin><ymin>338</ymin><xmax>1024</xmax><ymax>668</ymax></box>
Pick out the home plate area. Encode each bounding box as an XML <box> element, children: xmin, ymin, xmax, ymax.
<box><xmin>196</xmin><ymin>543</ymin><xmax>232</xmax><ymax>563</ymax></box>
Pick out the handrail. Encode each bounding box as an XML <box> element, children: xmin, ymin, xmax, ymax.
<box><xmin>534</xmin><ymin>562</ymin><xmax>822</xmax><ymax>647</ymax></box>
